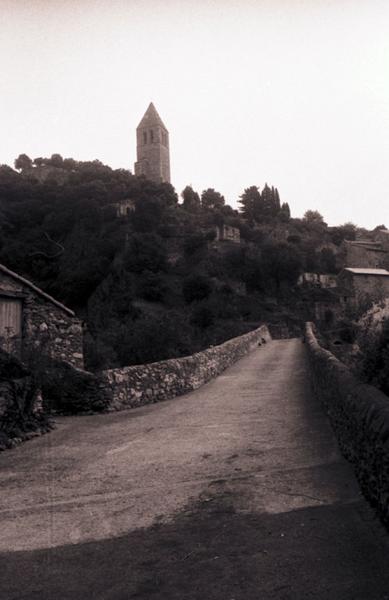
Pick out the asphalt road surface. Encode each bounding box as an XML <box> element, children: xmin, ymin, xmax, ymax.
<box><xmin>1</xmin><ymin>339</ymin><xmax>389</xmax><ymax>599</ymax></box>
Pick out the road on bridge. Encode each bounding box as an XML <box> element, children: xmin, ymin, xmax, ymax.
<box><xmin>1</xmin><ymin>339</ymin><xmax>389</xmax><ymax>599</ymax></box>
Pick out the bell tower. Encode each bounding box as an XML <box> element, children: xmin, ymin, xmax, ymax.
<box><xmin>134</xmin><ymin>103</ymin><xmax>170</xmax><ymax>184</ymax></box>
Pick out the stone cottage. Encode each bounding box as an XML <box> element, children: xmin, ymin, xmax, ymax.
<box><xmin>337</xmin><ymin>267</ymin><xmax>389</xmax><ymax>310</ymax></box>
<box><xmin>0</xmin><ymin>264</ymin><xmax>83</xmax><ymax>368</ymax></box>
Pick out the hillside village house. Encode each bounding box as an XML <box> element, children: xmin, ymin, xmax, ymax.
<box><xmin>215</xmin><ymin>224</ymin><xmax>240</xmax><ymax>243</ymax></box>
<box><xmin>337</xmin><ymin>268</ymin><xmax>389</xmax><ymax>310</ymax></box>
<box><xmin>0</xmin><ymin>264</ymin><xmax>83</xmax><ymax>368</ymax></box>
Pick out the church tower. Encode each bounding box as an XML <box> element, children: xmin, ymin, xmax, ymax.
<box><xmin>134</xmin><ymin>103</ymin><xmax>170</xmax><ymax>184</ymax></box>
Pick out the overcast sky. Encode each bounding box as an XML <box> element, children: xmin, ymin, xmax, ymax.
<box><xmin>1</xmin><ymin>0</ymin><xmax>388</xmax><ymax>227</ymax></box>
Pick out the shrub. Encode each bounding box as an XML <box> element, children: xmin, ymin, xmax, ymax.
<box><xmin>138</xmin><ymin>271</ymin><xmax>167</xmax><ymax>302</ymax></box>
<box><xmin>191</xmin><ymin>303</ymin><xmax>216</xmax><ymax>329</ymax></box>
<box><xmin>40</xmin><ymin>360</ymin><xmax>109</xmax><ymax>414</ymax></box>
<box><xmin>183</xmin><ymin>274</ymin><xmax>213</xmax><ymax>303</ymax></box>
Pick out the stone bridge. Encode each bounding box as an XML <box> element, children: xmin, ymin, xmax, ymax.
<box><xmin>1</xmin><ymin>333</ymin><xmax>389</xmax><ymax>599</ymax></box>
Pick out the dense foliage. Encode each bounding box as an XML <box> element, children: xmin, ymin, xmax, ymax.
<box><xmin>0</xmin><ymin>154</ymin><xmax>358</xmax><ymax>369</ymax></box>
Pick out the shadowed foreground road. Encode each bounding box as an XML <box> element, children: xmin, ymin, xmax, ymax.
<box><xmin>1</xmin><ymin>339</ymin><xmax>389</xmax><ymax>599</ymax></box>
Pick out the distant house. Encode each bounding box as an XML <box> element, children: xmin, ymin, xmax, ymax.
<box><xmin>113</xmin><ymin>198</ymin><xmax>135</xmax><ymax>218</ymax></box>
<box><xmin>298</xmin><ymin>273</ymin><xmax>337</xmax><ymax>288</ymax></box>
<box><xmin>337</xmin><ymin>268</ymin><xmax>389</xmax><ymax>309</ymax></box>
<box><xmin>0</xmin><ymin>264</ymin><xmax>83</xmax><ymax>368</ymax></box>
<box><xmin>215</xmin><ymin>225</ymin><xmax>240</xmax><ymax>244</ymax></box>
<box><xmin>104</xmin><ymin>198</ymin><xmax>135</xmax><ymax>219</ymax></box>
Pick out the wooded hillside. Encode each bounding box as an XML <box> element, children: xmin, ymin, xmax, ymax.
<box><xmin>0</xmin><ymin>155</ymin><xmax>359</xmax><ymax>369</ymax></box>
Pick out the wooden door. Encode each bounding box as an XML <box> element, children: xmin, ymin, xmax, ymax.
<box><xmin>0</xmin><ymin>298</ymin><xmax>22</xmax><ymax>355</ymax></box>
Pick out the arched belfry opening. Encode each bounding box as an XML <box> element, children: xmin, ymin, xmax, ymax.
<box><xmin>134</xmin><ymin>103</ymin><xmax>170</xmax><ymax>184</ymax></box>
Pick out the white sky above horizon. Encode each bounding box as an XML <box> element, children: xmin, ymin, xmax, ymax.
<box><xmin>1</xmin><ymin>0</ymin><xmax>389</xmax><ymax>228</ymax></box>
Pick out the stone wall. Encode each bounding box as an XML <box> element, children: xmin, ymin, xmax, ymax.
<box><xmin>23</xmin><ymin>294</ymin><xmax>84</xmax><ymax>369</ymax></box>
<box><xmin>305</xmin><ymin>321</ymin><xmax>389</xmax><ymax>527</ymax></box>
<box><xmin>100</xmin><ymin>325</ymin><xmax>271</xmax><ymax>411</ymax></box>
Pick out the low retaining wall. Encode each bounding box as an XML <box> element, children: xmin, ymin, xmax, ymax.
<box><xmin>305</xmin><ymin>321</ymin><xmax>389</xmax><ymax>527</ymax></box>
<box><xmin>100</xmin><ymin>325</ymin><xmax>271</xmax><ymax>411</ymax></box>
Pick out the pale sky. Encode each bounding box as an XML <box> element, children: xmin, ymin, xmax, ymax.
<box><xmin>1</xmin><ymin>0</ymin><xmax>389</xmax><ymax>228</ymax></box>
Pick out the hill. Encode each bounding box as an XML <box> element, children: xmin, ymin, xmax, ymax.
<box><xmin>0</xmin><ymin>155</ymin><xmax>361</xmax><ymax>370</ymax></box>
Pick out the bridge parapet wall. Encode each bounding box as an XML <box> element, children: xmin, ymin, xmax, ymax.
<box><xmin>100</xmin><ymin>325</ymin><xmax>271</xmax><ymax>412</ymax></box>
<box><xmin>305</xmin><ymin>321</ymin><xmax>389</xmax><ymax>527</ymax></box>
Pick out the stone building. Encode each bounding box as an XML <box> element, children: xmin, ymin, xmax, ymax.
<box><xmin>104</xmin><ymin>198</ymin><xmax>135</xmax><ymax>218</ymax></box>
<box><xmin>0</xmin><ymin>264</ymin><xmax>83</xmax><ymax>368</ymax></box>
<box><xmin>298</xmin><ymin>273</ymin><xmax>337</xmax><ymax>288</ymax></box>
<box><xmin>134</xmin><ymin>103</ymin><xmax>171</xmax><ymax>184</ymax></box>
<box><xmin>337</xmin><ymin>267</ymin><xmax>389</xmax><ymax>310</ymax></box>
<box><xmin>215</xmin><ymin>224</ymin><xmax>240</xmax><ymax>244</ymax></box>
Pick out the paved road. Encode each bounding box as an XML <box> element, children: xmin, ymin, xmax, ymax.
<box><xmin>1</xmin><ymin>339</ymin><xmax>389</xmax><ymax>599</ymax></box>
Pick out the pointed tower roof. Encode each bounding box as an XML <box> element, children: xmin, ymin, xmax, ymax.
<box><xmin>137</xmin><ymin>102</ymin><xmax>168</xmax><ymax>131</ymax></box>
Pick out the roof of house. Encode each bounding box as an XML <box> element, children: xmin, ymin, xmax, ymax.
<box><xmin>346</xmin><ymin>240</ymin><xmax>383</xmax><ymax>249</ymax></box>
<box><xmin>0</xmin><ymin>263</ymin><xmax>75</xmax><ymax>316</ymax></box>
<box><xmin>343</xmin><ymin>268</ymin><xmax>389</xmax><ymax>277</ymax></box>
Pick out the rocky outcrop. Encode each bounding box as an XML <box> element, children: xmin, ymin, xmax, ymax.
<box><xmin>100</xmin><ymin>325</ymin><xmax>271</xmax><ymax>411</ymax></box>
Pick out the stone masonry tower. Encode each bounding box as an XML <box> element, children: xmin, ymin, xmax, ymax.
<box><xmin>134</xmin><ymin>103</ymin><xmax>170</xmax><ymax>184</ymax></box>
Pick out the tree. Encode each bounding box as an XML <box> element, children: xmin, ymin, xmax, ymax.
<box><xmin>14</xmin><ymin>154</ymin><xmax>32</xmax><ymax>171</ymax></box>
<box><xmin>63</xmin><ymin>158</ymin><xmax>78</xmax><ymax>171</ymax></box>
<box><xmin>262</xmin><ymin>242</ymin><xmax>303</xmax><ymax>290</ymax></box>
<box><xmin>49</xmin><ymin>154</ymin><xmax>64</xmax><ymax>168</ymax></box>
<box><xmin>124</xmin><ymin>233</ymin><xmax>167</xmax><ymax>273</ymax></box>
<box><xmin>181</xmin><ymin>185</ymin><xmax>200</xmax><ymax>211</ymax></box>
<box><xmin>303</xmin><ymin>210</ymin><xmax>326</xmax><ymax>225</ymax></box>
<box><xmin>280</xmin><ymin>202</ymin><xmax>291</xmax><ymax>222</ymax></box>
<box><xmin>319</xmin><ymin>248</ymin><xmax>336</xmax><ymax>273</ymax></box>
<box><xmin>183</xmin><ymin>274</ymin><xmax>213</xmax><ymax>303</ymax></box>
<box><xmin>201</xmin><ymin>188</ymin><xmax>225</xmax><ymax>210</ymax></box>
<box><xmin>238</xmin><ymin>186</ymin><xmax>261</xmax><ymax>222</ymax></box>
<box><xmin>261</xmin><ymin>184</ymin><xmax>276</xmax><ymax>218</ymax></box>
<box><xmin>330</xmin><ymin>222</ymin><xmax>357</xmax><ymax>245</ymax></box>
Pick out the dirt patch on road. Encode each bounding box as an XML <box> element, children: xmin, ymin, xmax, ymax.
<box><xmin>2</xmin><ymin>483</ymin><xmax>389</xmax><ymax>600</ymax></box>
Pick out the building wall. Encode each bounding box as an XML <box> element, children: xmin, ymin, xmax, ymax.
<box><xmin>135</xmin><ymin>124</ymin><xmax>170</xmax><ymax>183</ymax></box>
<box><xmin>353</xmin><ymin>275</ymin><xmax>389</xmax><ymax>304</ymax></box>
<box><xmin>0</xmin><ymin>271</ymin><xmax>83</xmax><ymax>368</ymax></box>
<box><xmin>215</xmin><ymin>225</ymin><xmax>240</xmax><ymax>243</ymax></box>
<box><xmin>298</xmin><ymin>273</ymin><xmax>337</xmax><ymax>288</ymax></box>
<box><xmin>338</xmin><ymin>271</ymin><xmax>389</xmax><ymax>309</ymax></box>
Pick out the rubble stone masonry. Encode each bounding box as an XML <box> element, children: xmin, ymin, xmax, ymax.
<box><xmin>99</xmin><ymin>325</ymin><xmax>271</xmax><ymax>411</ymax></box>
<box><xmin>305</xmin><ymin>321</ymin><xmax>389</xmax><ymax>528</ymax></box>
